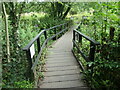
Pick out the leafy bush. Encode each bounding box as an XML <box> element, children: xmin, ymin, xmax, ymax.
<box><xmin>14</xmin><ymin>80</ymin><xmax>33</xmax><ymax>88</ymax></box>
<box><xmin>2</xmin><ymin>12</ymin><xmax>71</xmax><ymax>88</ymax></box>
<box><xmin>72</xmin><ymin>2</ymin><xmax>119</xmax><ymax>89</ymax></box>
<box><xmin>83</xmin><ymin>58</ymin><xmax>120</xmax><ymax>89</ymax></box>
<box><xmin>2</xmin><ymin>80</ymin><xmax>33</xmax><ymax>88</ymax></box>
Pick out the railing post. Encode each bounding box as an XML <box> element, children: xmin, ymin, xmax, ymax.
<box><xmin>62</xmin><ymin>24</ymin><xmax>65</xmax><ymax>34</ymax></box>
<box><xmin>44</xmin><ymin>30</ymin><xmax>47</xmax><ymax>45</ymax></box>
<box><xmin>66</xmin><ymin>23</ymin><xmax>68</xmax><ymax>30</ymax></box>
<box><xmin>37</xmin><ymin>37</ymin><xmax>40</xmax><ymax>53</ymax></box>
<box><xmin>44</xmin><ymin>30</ymin><xmax>47</xmax><ymax>39</ymax></box>
<box><xmin>26</xmin><ymin>49</ymin><xmax>34</xmax><ymax>81</ymax></box>
<box><xmin>66</xmin><ymin>22</ymin><xmax>69</xmax><ymax>29</ymax></box>
<box><xmin>53</xmin><ymin>28</ymin><xmax>57</xmax><ymax>40</ymax></box>
<box><xmin>79</xmin><ymin>34</ymin><xmax>82</xmax><ymax>43</ymax></box>
<box><xmin>89</xmin><ymin>43</ymin><xmax>96</xmax><ymax>78</ymax></box>
<box><xmin>73</xmin><ymin>30</ymin><xmax>75</xmax><ymax>48</ymax></box>
<box><xmin>73</xmin><ymin>30</ymin><xmax>75</xmax><ymax>41</ymax></box>
<box><xmin>67</xmin><ymin>23</ymin><xmax>69</xmax><ymax>28</ymax></box>
<box><xmin>89</xmin><ymin>43</ymin><xmax>96</xmax><ymax>61</ymax></box>
<box><xmin>78</xmin><ymin>25</ymin><xmax>80</xmax><ymax>30</ymax></box>
<box><xmin>63</xmin><ymin>24</ymin><xmax>65</xmax><ymax>34</ymax></box>
<box><xmin>62</xmin><ymin>24</ymin><xmax>64</xmax><ymax>32</ymax></box>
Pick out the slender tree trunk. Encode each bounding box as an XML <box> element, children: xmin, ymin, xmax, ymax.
<box><xmin>8</xmin><ymin>2</ymin><xmax>25</xmax><ymax>59</ymax></box>
<box><xmin>2</xmin><ymin>3</ymin><xmax>10</xmax><ymax>62</ymax></box>
<box><xmin>0</xmin><ymin>3</ymin><xmax>2</xmax><ymax>89</ymax></box>
<box><xmin>118</xmin><ymin>2</ymin><xmax>120</xmax><ymax>45</ymax></box>
<box><xmin>51</xmin><ymin>2</ymin><xmax>56</xmax><ymax>18</ymax></box>
<box><xmin>93</xmin><ymin>19</ymin><xmax>97</xmax><ymax>40</ymax></box>
<box><xmin>50</xmin><ymin>2</ymin><xmax>71</xmax><ymax>19</ymax></box>
<box><xmin>62</xmin><ymin>6</ymin><xmax>71</xmax><ymax>19</ymax></box>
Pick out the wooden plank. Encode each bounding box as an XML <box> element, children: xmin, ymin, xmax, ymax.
<box><xmin>46</xmin><ymin>65</ymin><xmax>79</xmax><ymax>72</ymax></box>
<box><xmin>43</xmin><ymin>74</ymin><xmax>82</xmax><ymax>83</ymax></box>
<box><xmin>47</xmin><ymin>51</ymin><xmax>72</xmax><ymax>55</ymax></box>
<box><xmin>46</xmin><ymin>54</ymin><xmax>73</xmax><ymax>58</ymax></box>
<box><xmin>44</xmin><ymin>69</ymin><xmax>80</xmax><ymax>77</ymax></box>
<box><xmin>40</xmin><ymin>80</ymin><xmax>86</xmax><ymax>88</ymax></box>
<box><xmin>45</xmin><ymin>61</ymin><xmax>78</xmax><ymax>68</ymax></box>
<box><xmin>46</xmin><ymin>59</ymin><xmax>77</xmax><ymax>64</ymax></box>
<box><xmin>45</xmin><ymin>56</ymin><xmax>75</xmax><ymax>60</ymax></box>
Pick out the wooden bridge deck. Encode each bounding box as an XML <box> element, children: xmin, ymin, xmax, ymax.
<box><xmin>39</xmin><ymin>25</ymin><xmax>88</xmax><ymax>89</ymax></box>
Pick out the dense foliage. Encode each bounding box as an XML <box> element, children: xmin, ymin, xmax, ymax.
<box><xmin>73</xmin><ymin>2</ymin><xmax>120</xmax><ymax>89</ymax></box>
<box><xmin>1</xmin><ymin>1</ymin><xmax>120</xmax><ymax>89</ymax></box>
<box><xmin>2</xmin><ymin>2</ymin><xmax>70</xmax><ymax>88</ymax></box>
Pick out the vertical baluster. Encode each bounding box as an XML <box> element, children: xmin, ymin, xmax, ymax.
<box><xmin>89</xmin><ymin>43</ymin><xmax>96</xmax><ymax>77</ymax></box>
<box><xmin>44</xmin><ymin>30</ymin><xmax>47</xmax><ymax>45</ymax></box>
<box><xmin>63</xmin><ymin>24</ymin><xmax>65</xmax><ymax>34</ymax></box>
<box><xmin>61</xmin><ymin>25</ymin><xmax>63</xmax><ymax>35</ymax></box>
<box><xmin>78</xmin><ymin>34</ymin><xmax>82</xmax><ymax>54</ymax></box>
<box><xmin>73</xmin><ymin>30</ymin><xmax>75</xmax><ymax>41</ymax></box>
<box><xmin>79</xmin><ymin>34</ymin><xmax>82</xmax><ymax>44</ymax></box>
<box><xmin>73</xmin><ymin>30</ymin><xmax>75</xmax><ymax>48</ymax></box>
<box><xmin>44</xmin><ymin>30</ymin><xmax>47</xmax><ymax>39</ymax></box>
<box><xmin>60</xmin><ymin>25</ymin><xmax>62</xmax><ymax>37</ymax></box>
<box><xmin>58</xmin><ymin>26</ymin><xmax>60</xmax><ymax>38</ymax></box>
<box><xmin>89</xmin><ymin>42</ymin><xmax>96</xmax><ymax>61</ymax></box>
<box><xmin>37</xmin><ymin>37</ymin><xmax>40</xmax><ymax>53</ymax></box>
<box><xmin>26</xmin><ymin>49</ymin><xmax>34</xmax><ymax>81</ymax></box>
<box><xmin>63</xmin><ymin>24</ymin><xmax>64</xmax><ymax>34</ymax></box>
<box><xmin>53</xmin><ymin>28</ymin><xmax>57</xmax><ymax>40</ymax></box>
<box><xmin>67</xmin><ymin>23</ymin><xmax>69</xmax><ymax>29</ymax></box>
<box><xmin>78</xmin><ymin>25</ymin><xmax>80</xmax><ymax>31</ymax></box>
<box><xmin>64</xmin><ymin>23</ymin><xmax>67</xmax><ymax>32</ymax></box>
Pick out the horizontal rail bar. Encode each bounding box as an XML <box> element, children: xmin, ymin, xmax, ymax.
<box><xmin>31</xmin><ymin>38</ymin><xmax>48</xmax><ymax>70</ymax></box>
<box><xmin>71</xmin><ymin>50</ymin><xmax>85</xmax><ymax>71</ymax></box>
<box><xmin>23</xmin><ymin>23</ymin><xmax>68</xmax><ymax>51</ymax></box>
<box><xmin>74</xmin><ymin>29</ymin><xmax>100</xmax><ymax>45</ymax></box>
<box><xmin>73</xmin><ymin>40</ymin><xmax>89</xmax><ymax>62</ymax></box>
<box><xmin>44</xmin><ymin>23</ymin><xmax>67</xmax><ymax>31</ymax></box>
<box><xmin>23</xmin><ymin>30</ymin><xmax>45</xmax><ymax>51</ymax></box>
<box><xmin>48</xmin><ymin>27</ymin><xmax>68</xmax><ymax>40</ymax></box>
<box><xmin>22</xmin><ymin>22</ymin><xmax>69</xmax><ymax>81</ymax></box>
<box><xmin>31</xmin><ymin>27</ymin><xmax>68</xmax><ymax>70</ymax></box>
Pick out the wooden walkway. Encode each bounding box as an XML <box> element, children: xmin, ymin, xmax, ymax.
<box><xmin>39</xmin><ymin>25</ymin><xmax>88</xmax><ymax>89</ymax></box>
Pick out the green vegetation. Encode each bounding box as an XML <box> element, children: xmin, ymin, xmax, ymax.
<box><xmin>2</xmin><ymin>2</ymin><xmax>71</xmax><ymax>88</ymax></box>
<box><xmin>72</xmin><ymin>2</ymin><xmax>120</xmax><ymax>89</ymax></box>
<box><xmin>1</xmin><ymin>1</ymin><xmax>120</xmax><ymax>89</ymax></box>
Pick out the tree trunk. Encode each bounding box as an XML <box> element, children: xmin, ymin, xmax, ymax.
<box><xmin>8</xmin><ymin>2</ymin><xmax>25</xmax><ymax>59</ymax></box>
<box><xmin>118</xmin><ymin>2</ymin><xmax>120</xmax><ymax>45</ymax></box>
<box><xmin>2</xmin><ymin>3</ymin><xmax>10</xmax><ymax>62</ymax></box>
<box><xmin>62</xmin><ymin>6</ymin><xmax>71</xmax><ymax>19</ymax></box>
<box><xmin>51</xmin><ymin>2</ymin><xmax>56</xmax><ymax>18</ymax></box>
<box><xmin>51</xmin><ymin>2</ymin><xmax>69</xmax><ymax>19</ymax></box>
